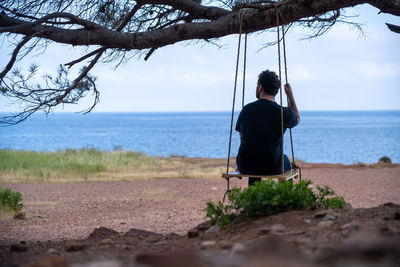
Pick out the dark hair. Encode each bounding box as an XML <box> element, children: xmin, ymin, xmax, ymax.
<box><xmin>257</xmin><ymin>70</ymin><xmax>280</xmax><ymax>96</ymax></box>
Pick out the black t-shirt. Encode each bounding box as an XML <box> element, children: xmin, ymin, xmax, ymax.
<box><xmin>235</xmin><ymin>98</ymin><xmax>297</xmax><ymax>174</ymax></box>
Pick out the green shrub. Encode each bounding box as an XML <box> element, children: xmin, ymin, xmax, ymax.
<box><xmin>205</xmin><ymin>201</ymin><xmax>233</xmax><ymax>229</ymax></box>
<box><xmin>316</xmin><ymin>185</ymin><xmax>346</xmax><ymax>209</ymax></box>
<box><xmin>206</xmin><ymin>179</ymin><xmax>345</xmax><ymax>228</ymax></box>
<box><xmin>378</xmin><ymin>156</ymin><xmax>392</xmax><ymax>164</ymax></box>
<box><xmin>0</xmin><ymin>188</ymin><xmax>24</xmax><ymax>211</ymax></box>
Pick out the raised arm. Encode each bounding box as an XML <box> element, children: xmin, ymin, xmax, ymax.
<box><xmin>284</xmin><ymin>84</ymin><xmax>300</xmax><ymax>125</ymax></box>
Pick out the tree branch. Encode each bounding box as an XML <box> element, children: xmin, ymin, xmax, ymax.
<box><xmin>1</xmin><ymin>0</ymin><xmax>399</xmax><ymax>52</ymax></box>
<box><xmin>141</xmin><ymin>0</ymin><xmax>230</xmax><ymax>19</ymax></box>
<box><xmin>0</xmin><ymin>12</ymin><xmax>107</xmax><ymax>33</ymax></box>
<box><xmin>386</xmin><ymin>22</ymin><xmax>400</xmax><ymax>33</ymax></box>
<box><xmin>56</xmin><ymin>49</ymin><xmax>105</xmax><ymax>104</ymax></box>
<box><xmin>64</xmin><ymin>47</ymin><xmax>105</xmax><ymax>68</ymax></box>
<box><xmin>0</xmin><ymin>34</ymin><xmax>35</xmax><ymax>80</ymax></box>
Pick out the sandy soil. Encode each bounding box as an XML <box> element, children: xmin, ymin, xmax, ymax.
<box><xmin>1</xmin><ymin>163</ymin><xmax>399</xmax><ymax>244</ymax></box>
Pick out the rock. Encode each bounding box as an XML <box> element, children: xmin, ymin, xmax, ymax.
<box><xmin>288</xmin><ymin>230</ymin><xmax>306</xmax><ymax>235</ymax></box>
<box><xmin>88</xmin><ymin>227</ymin><xmax>119</xmax><ymax>240</ymax></box>
<box><xmin>65</xmin><ymin>243</ymin><xmax>86</xmax><ymax>252</ymax></box>
<box><xmin>270</xmin><ymin>224</ymin><xmax>286</xmax><ymax>233</ymax></box>
<box><xmin>47</xmin><ymin>248</ymin><xmax>60</xmax><ymax>255</ymax></box>
<box><xmin>323</xmin><ymin>214</ymin><xmax>336</xmax><ymax>221</ymax></box>
<box><xmin>343</xmin><ymin>203</ymin><xmax>352</xmax><ymax>211</ymax></box>
<box><xmin>13</xmin><ymin>212</ymin><xmax>26</xmax><ymax>220</ymax></box>
<box><xmin>383</xmin><ymin>202</ymin><xmax>399</xmax><ymax>208</ymax></box>
<box><xmin>205</xmin><ymin>224</ymin><xmax>220</xmax><ymax>234</ymax></box>
<box><xmin>219</xmin><ymin>240</ymin><xmax>233</xmax><ymax>249</ymax></box>
<box><xmin>164</xmin><ymin>233</ymin><xmax>180</xmax><ymax>240</ymax></box>
<box><xmin>315</xmin><ymin>210</ymin><xmax>340</xmax><ymax>220</ymax></box>
<box><xmin>200</xmin><ymin>240</ymin><xmax>216</xmax><ymax>249</ymax></box>
<box><xmin>340</xmin><ymin>222</ymin><xmax>361</xmax><ymax>231</ymax></box>
<box><xmin>257</xmin><ymin>228</ymin><xmax>270</xmax><ymax>236</ymax></box>
<box><xmin>99</xmin><ymin>238</ymin><xmax>114</xmax><ymax>246</ymax></box>
<box><xmin>340</xmin><ymin>222</ymin><xmax>362</xmax><ymax>237</ymax></box>
<box><xmin>154</xmin><ymin>241</ymin><xmax>167</xmax><ymax>246</ymax></box>
<box><xmin>379</xmin><ymin>226</ymin><xmax>394</xmax><ymax>236</ymax></box>
<box><xmin>317</xmin><ymin>220</ymin><xmax>334</xmax><ymax>228</ymax></box>
<box><xmin>30</xmin><ymin>255</ymin><xmax>68</xmax><ymax>267</ymax></box>
<box><xmin>149</xmin><ymin>237</ymin><xmax>162</xmax><ymax>243</ymax></box>
<box><xmin>328</xmin><ymin>210</ymin><xmax>341</xmax><ymax>217</ymax></box>
<box><xmin>231</xmin><ymin>242</ymin><xmax>246</xmax><ymax>254</ymax></box>
<box><xmin>319</xmin><ymin>230</ymin><xmax>400</xmax><ymax>266</ymax></box>
<box><xmin>196</xmin><ymin>221</ymin><xmax>211</xmax><ymax>232</ymax></box>
<box><xmin>394</xmin><ymin>212</ymin><xmax>400</xmax><ymax>220</ymax></box>
<box><xmin>340</xmin><ymin>222</ymin><xmax>355</xmax><ymax>230</ymax></box>
<box><xmin>314</xmin><ymin>211</ymin><xmax>327</xmax><ymax>218</ymax></box>
<box><xmin>10</xmin><ymin>244</ymin><xmax>28</xmax><ymax>252</ymax></box>
<box><xmin>187</xmin><ymin>229</ymin><xmax>199</xmax><ymax>238</ymax></box>
<box><xmin>123</xmin><ymin>245</ymin><xmax>132</xmax><ymax>250</ymax></box>
<box><xmin>123</xmin><ymin>228</ymin><xmax>162</xmax><ymax>239</ymax></box>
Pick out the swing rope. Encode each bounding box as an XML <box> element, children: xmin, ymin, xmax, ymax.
<box><xmin>276</xmin><ymin>9</ymin><xmax>285</xmax><ymax>175</ymax></box>
<box><xmin>224</xmin><ymin>10</ymin><xmax>247</xmax><ymax>198</ymax></box>
<box><xmin>242</xmin><ymin>34</ymin><xmax>248</xmax><ymax>109</ymax></box>
<box><xmin>226</xmin><ymin>10</ymin><xmax>247</xmax><ymax>174</ymax></box>
<box><xmin>278</xmin><ymin>8</ymin><xmax>297</xmax><ymax>168</ymax></box>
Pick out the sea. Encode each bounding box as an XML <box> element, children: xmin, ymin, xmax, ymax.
<box><xmin>0</xmin><ymin>111</ymin><xmax>399</xmax><ymax>164</ymax></box>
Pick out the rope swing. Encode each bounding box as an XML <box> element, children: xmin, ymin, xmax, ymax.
<box><xmin>222</xmin><ymin>8</ymin><xmax>301</xmax><ymax>199</ymax></box>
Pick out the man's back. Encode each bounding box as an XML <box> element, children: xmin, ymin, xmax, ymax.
<box><xmin>235</xmin><ymin>98</ymin><xmax>297</xmax><ymax>174</ymax></box>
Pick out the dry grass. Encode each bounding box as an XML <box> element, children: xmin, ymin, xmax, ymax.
<box><xmin>0</xmin><ymin>149</ymin><xmax>231</xmax><ymax>183</ymax></box>
<box><xmin>0</xmin><ymin>208</ymin><xmax>14</xmax><ymax>222</ymax></box>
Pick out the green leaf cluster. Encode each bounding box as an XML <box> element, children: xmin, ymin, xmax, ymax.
<box><xmin>206</xmin><ymin>179</ymin><xmax>346</xmax><ymax>228</ymax></box>
<box><xmin>205</xmin><ymin>201</ymin><xmax>232</xmax><ymax>229</ymax></box>
<box><xmin>0</xmin><ymin>188</ymin><xmax>24</xmax><ymax>212</ymax></box>
<box><xmin>316</xmin><ymin>185</ymin><xmax>346</xmax><ymax>209</ymax></box>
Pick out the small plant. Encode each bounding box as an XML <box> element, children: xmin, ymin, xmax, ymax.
<box><xmin>316</xmin><ymin>185</ymin><xmax>346</xmax><ymax>209</ymax></box>
<box><xmin>0</xmin><ymin>188</ymin><xmax>24</xmax><ymax>212</ymax></box>
<box><xmin>378</xmin><ymin>156</ymin><xmax>392</xmax><ymax>164</ymax></box>
<box><xmin>205</xmin><ymin>201</ymin><xmax>232</xmax><ymax>229</ymax></box>
<box><xmin>206</xmin><ymin>179</ymin><xmax>345</xmax><ymax>228</ymax></box>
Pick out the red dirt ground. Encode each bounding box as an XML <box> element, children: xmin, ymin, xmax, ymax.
<box><xmin>0</xmin><ymin>162</ymin><xmax>399</xmax><ymax>266</ymax></box>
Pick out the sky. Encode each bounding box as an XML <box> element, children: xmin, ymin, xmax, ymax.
<box><xmin>0</xmin><ymin>4</ymin><xmax>399</xmax><ymax>113</ymax></box>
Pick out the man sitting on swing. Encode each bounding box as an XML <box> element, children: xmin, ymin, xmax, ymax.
<box><xmin>235</xmin><ymin>69</ymin><xmax>300</xmax><ymax>186</ymax></box>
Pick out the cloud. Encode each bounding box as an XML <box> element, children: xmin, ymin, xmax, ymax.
<box><xmin>358</xmin><ymin>62</ymin><xmax>399</xmax><ymax>78</ymax></box>
<box><xmin>99</xmin><ymin>66</ymin><xmax>230</xmax><ymax>85</ymax></box>
<box><xmin>289</xmin><ymin>64</ymin><xmax>313</xmax><ymax>80</ymax></box>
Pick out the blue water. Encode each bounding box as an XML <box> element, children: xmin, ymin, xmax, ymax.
<box><xmin>0</xmin><ymin>111</ymin><xmax>399</xmax><ymax>164</ymax></box>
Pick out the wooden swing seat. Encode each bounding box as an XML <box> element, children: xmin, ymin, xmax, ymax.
<box><xmin>222</xmin><ymin>168</ymin><xmax>300</xmax><ymax>182</ymax></box>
